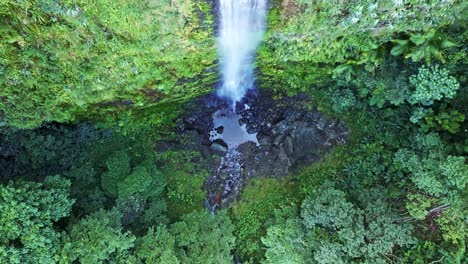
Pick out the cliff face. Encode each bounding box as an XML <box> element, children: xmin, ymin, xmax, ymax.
<box><xmin>0</xmin><ymin>0</ymin><xmax>217</xmax><ymax>128</ymax></box>
<box><xmin>257</xmin><ymin>0</ymin><xmax>466</xmax><ymax>94</ymax></box>
<box><xmin>2</xmin><ymin>0</ymin><xmax>465</xmax><ymax>129</ymax></box>
<box><xmin>263</xmin><ymin>0</ymin><xmax>464</xmax><ymax>62</ymax></box>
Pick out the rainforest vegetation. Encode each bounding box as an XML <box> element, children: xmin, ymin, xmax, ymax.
<box><xmin>0</xmin><ymin>0</ymin><xmax>467</xmax><ymax>263</ymax></box>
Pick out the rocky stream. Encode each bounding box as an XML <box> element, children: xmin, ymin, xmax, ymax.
<box><xmin>157</xmin><ymin>89</ymin><xmax>348</xmax><ymax>212</ymax></box>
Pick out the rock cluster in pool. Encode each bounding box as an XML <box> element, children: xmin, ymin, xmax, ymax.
<box><xmin>161</xmin><ymin>89</ymin><xmax>349</xmax><ymax>207</ymax></box>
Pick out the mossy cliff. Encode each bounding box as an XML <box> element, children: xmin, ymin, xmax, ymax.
<box><xmin>0</xmin><ymin>0</ymin><xmax>217</xmax><ymax>128</ymax></box>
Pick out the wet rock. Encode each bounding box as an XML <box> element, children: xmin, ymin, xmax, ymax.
<box><xmin>246</xmin><ymin>125</ymin><xmax>258</xmax><ymax>134</ymax></box>
<box><xmin>272</xmin><ymin>121</ymin><xmax>289</xmax><ymax>135</ymax></box>
<box><xmin>316</xmin><ymin>117</ymin><xmax>327</xmax><ymax>130</ymax></box>
<box><xmin>210</xmin><ymin>139</ymin><xmax>228</xmax><ymax>156</ymax></box>
<box><xmin>218</xmin><ymin>171</ymin><xmax>227</xmax><ymax>180</ymax></box>
<box><xmin>216</xmin><ymin>126</ymin><xmax>224</xmax><ymax>134</ymax></box>
<box><xmin>273</xmin><ymin>135</ymin><xmax>284</xmax><ymax>146</ymax></box>
<box><xmin>284</xmin><ymin>136</ymin><xmax>294</xmax><ymax>155</ymax></box>
<box><xmin>258</xmin><ymin>137</ymin><xmax>271</xmax><ymax>146</ymax></box>
<box><xmin>213</xmin><ymin>139</ymin><xmax>228</xmax><ymax>148</ymax></box>
<box><xmin>278</xmin><ymin>146</ymin><xmax>290</xmax><ymax>163</ymax></box>
<box><xmin>233</xmin><ymin>91</ymin><xmax>348</xmax><ymax>179</ymax></box>
<box><xmin>200</xmin><ymin>145</ymin><xmax>213</xmax><ymax>159</ymax></box>
<box><xmin>175</xmin><ymin>119</ymin><xmax>186</xmax><ymax>132</ymax></box>
<box><xmin>201</xmin><ymin>135</ymin><xmax>212</xmax><ymax>146</ymax></box>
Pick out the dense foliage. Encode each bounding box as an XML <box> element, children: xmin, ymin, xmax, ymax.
<box><xmin>0</xmin><ymin>0</ymin><xmax>216</xmax><ymax>128</ymax></box>
<box><xmin>251</xmin><ymin>1</ymin><xmax>467</xmax><ymax>263</ymax></box>
<box><xmin>0</xmin><ymin>0</ymin><xmax>466</xmax><ymax>263</ymax></box>
<box><xmin>263</xmin><ymin>184</ymin><xmax>414</xmax><ymax>263</ymax></box>
<box><xmin>0</xmin><ymin>176</ymin><xmax>73</xmax><ymax>263</ymax></box>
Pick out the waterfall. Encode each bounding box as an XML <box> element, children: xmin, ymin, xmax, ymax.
<box><xmin>206</xmin><ymin>0</ymin><xmax>267</xmax><ymax>214</ymax></box>
<box><xmin>217</xmin><ymin>0</ymin><xmax>267</xmax><ymax>103</ymax></box>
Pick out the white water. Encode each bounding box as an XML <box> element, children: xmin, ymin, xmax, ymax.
<box><xmin>217</xmin><ymin>0</ymin><xmax>267</xmax><ymax>103</ymax></box>
<box><xmin>206</xmin><ymin>0</ymin><xmax>266</xmax><ymax>214</ymax></box>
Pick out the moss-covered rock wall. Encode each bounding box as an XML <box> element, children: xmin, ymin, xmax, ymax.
<box><xmin>0</xmin><ymin>0</ymin><xmax>217</xmax><ymax>128</ymax></box>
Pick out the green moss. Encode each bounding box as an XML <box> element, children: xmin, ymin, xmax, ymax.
<box><xmin>0</xmin><ymin>0</ymin><xmax>217</xmax><ymax>129</ymax></box>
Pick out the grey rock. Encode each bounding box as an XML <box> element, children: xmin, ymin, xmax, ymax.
<box><xmin>316</xmin><ymin>118</ymin><xmax>327</xmax><ymax>130</ymax></box>
<box><xmin>284</xmin><ymin>136</ymin><xmax>294</xmax><ymax>155</ymax></box>
<box><xmin>246</xmin><ymin>126</ymin><xmax>258</xmax><ymax>134</ymax></box>
<box><xmin>278</xmin><ymin>146</ymin><xmax>289</xmax><ymax>163</ymax></box>
<box><xmin>272</xmin><ymin>121</ymin><xmax>288</xmax><ymax>135</ymax></box>
<box><xmin>200</xmin><ymin>145</ymin><xmax>212</xmax><ymax>159</ymax></box>
<box><xmin>210</xmin><ymin>142</ymin><xmax>228</xmax><ymax>156</ymax></box>
<box><xmin>273</xmin><ymin>135</ymin><xmax>284</xmax><ymax>146</ymax></box>
<box><xmin>258</xmin><ymin>137</ymin><xmax>271</xmax><ymax>146</ymax></box>
<box><xmin>216</xmin><ymin>126</ymin><xmax>224</xmax><ymax>134</ymax></box>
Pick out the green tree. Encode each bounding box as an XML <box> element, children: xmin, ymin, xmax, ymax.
<box><xmin>263</xmin><ymin>184</ymin><xmax>414</xmax><ymax>264</ymax></box>
<box><xmin>170</xmin><ymin>210</ymin><xmax>236</xmax><ymax>264</ymax></box>
<box><xmin>135</xmin><ymin>225</ymin><xmax>179</xmax><ymax>264</ymax></box>
<box><xmin>419</xmin><ymin>107</ymin><xmax>465</xmax><ymax>134</ymax></box>
<box><xmin>394</xmin><ymin>133</ymin><xmax>467</xmax><ymax>255</ymax></box>
<box><xmin>394</xmin><ymin>133</ymin><xmax>467</xmax><ymax>197</ymax></box>
<box><xmin>408</xmin><ymin>65</ymin><xmax>459</xmax><ymax>106</ymax></box>
<box><xmin>0</xmin><ymin>176</ymin><xmax>74</xmax><ymax>264</ymax></box>
<box><xmin>60</xmin><ymin>209</ymin><xmax>135</xmax><ymax>264</ymax></box>
<box><xmin>115</xmin><ymin>160</ymin><xmax>168</xmax><ymax>231</ymax></box>
<box><xmin>101</xmin><ymin>151</ymin><xmax>131</xmax><ymax>197</ymax></box>
<box><xmin>117</xmin><ymin>160</ymin><xmax>165</xmax><ymax>199</ymax></box>
<box><xmin>261</xmin><ymin>220</ymin><xmax>311</xmax><ymax>264</ymax></box>
<box><xmin>160</xmin><ymin>150</ymin><xmax>207</xmax><ymax>219</ymax></box>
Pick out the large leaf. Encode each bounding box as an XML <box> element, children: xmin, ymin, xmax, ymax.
<box><xmin>410</xmin><ymin>34</ymin><xmax>426</xmax><ymax>45</ymax></box>
<box><xmin>390</xmin><ymin>44</ymin><xmax>407</xmax><ymax>56</ymax></box>
<box><xmin>441</xmin><ymin>40</ymin><xmax>456</xmax><ymax>48</ymax></box>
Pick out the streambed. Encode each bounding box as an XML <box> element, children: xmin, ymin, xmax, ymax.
<box><xmin>157</xmin><ymin>90</ymin><xmax>348</xmax><ymax>211</ymax></box>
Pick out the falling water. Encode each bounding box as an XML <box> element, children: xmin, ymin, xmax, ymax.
<box><xmin>217</xmin><ymin>0</ymin><xmax>267</xmax><ymax>103</ymax></box>
<box><xmin>206</xmin><ymin>0</ymin><xmax>267</xmax><ymax>213</ymax></box>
